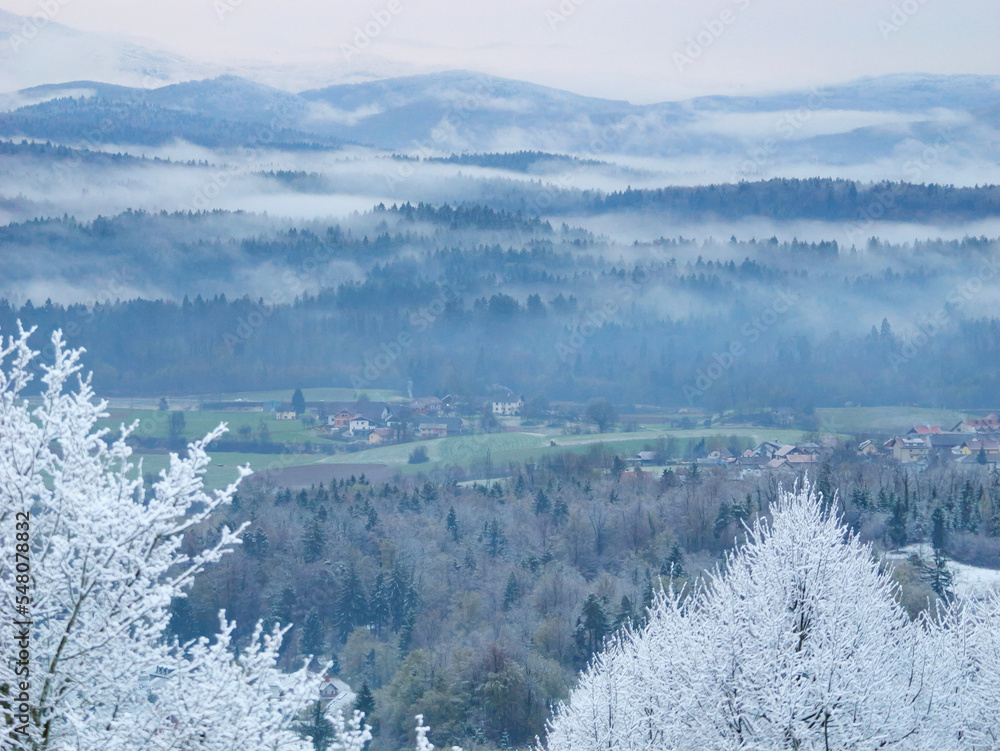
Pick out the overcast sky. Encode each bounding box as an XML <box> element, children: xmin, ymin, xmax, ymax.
<box><xmin>1</xmin><ymin>0</ymin><xmax>998</xmax><ymax>102</ymax></box>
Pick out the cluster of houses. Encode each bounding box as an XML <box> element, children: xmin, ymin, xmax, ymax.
<box><xmin>879</xmin><ymin>415</ymin><xmax>1000</xmax><ymax>467</ymax></box>
<box><xmin>630</xmin><ymin>439</ymin><xmax>835</xmax><ymax>474</ymax></box>
<box><xmin>732</xmin><ymin>440</ymin><xmax>834</xmax><ymax>470</ymax></box>
<box><xmin>276</xmin><ymin>397</ymin><xmax>465</xmax><ymax>446</ymax></box>
<box><xmin>207</xmin><ymin>389</ymin><xmax>531</xmax><ymax>446</ymax></box>
<box><xmin>324</xmin><ymin>399</ymin><xmax>464</xmax><ymax>445</ymax></box>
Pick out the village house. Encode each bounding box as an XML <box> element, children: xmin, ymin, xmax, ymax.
<box><xmin>329</xmin><ymin>409</ymin><xmax>356</xmax><ymax>429</ymax></box>
<box><xmin>882</xmin><ymin>424</ymin><xmax>999</xmax><ymax>465</ymax></box>
<box><xmin>326</xmin><ymin>402</ymin><xmax>393</xmax><ymax>430</ymax></box>
<box><xmin>492</xmin><ymin>397</ymin><xmax>524</xmax><ymax>416</ymax></box>
<box><xmin>858</xmin><ymin>439</ymin><xmax>880</xmax><ymax>456</ymax></box>
<box><xmin>747</xmin><ymin>441</ymin><xmax>784</xmax><ymax>459</ymax></box>
<box><xmin>417</xmin><ymin>416</ymin><xmax>464</xmax><ymax>439</ymax></box>
<box><xmin>907</xmin><ymin>426</ymin><xmax>944</xmax><ymax>437</ymax></box>
<box><xmin>958</xmin><ymin>439</ymin><xmax>1000</xmax><ymax>456</ymax></box>
<box><xmin>369</xmin><ymin>428</ymin><xmax>396</xmax><ymax>446</ymax></box>
<box><xmin>411</xmin><ymin>396</ymin><xmax>443</xmax><ymax>415</ymax></box>
<box><xmin>885</xmin><ymin>436</ymin><xmax>931</xmax><ymax>463</ymax></box>
<box><xmin>953</xmin><ymin>414</ymin><xmax>1000</xmax><ymax>433</ymax></box>
<box><xmin>417</xmin><ymin>423</ymin><xmax>448</xmax><ymax>439</ymax></box>
<box><xmin>348</xmin><ymin>417</ymin><xmax>374</xmax><ymax>435</ymax></box>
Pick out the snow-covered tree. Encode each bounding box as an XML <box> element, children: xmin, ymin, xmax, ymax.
<box><xmin>0</xmin><ymin>326</ymin><xmax>459</xmax><ymax>751</ymax></box>
<box><xmin>934</xmin><ymin>590</ymin><xmax>1000</xmax><ymax>749</ymax></box>
<box><xmin>543</xmin><ymin>481</ymin><xmax>957</xmax><ymax>751</ymax></box>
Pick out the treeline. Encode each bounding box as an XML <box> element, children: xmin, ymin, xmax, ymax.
<box><xmin>582</xmin><ymin>178</ymin><xmax>1000</xmax><ymax>221</ymax></box>
<box><xmin>2</xmin><ymin>206</ymin><xmax>999</xmax><ymax>408</ymax></box>
<box><xmin>0</xmin><ymin>96</ymin><xmax>340</xmax><ymax>148</ymax></box>
<box><xmin>425</xmin><ymin>151</ymin><xmax>606</xmax><ymax>172</ymax></box>
<box><xmin>172</xmin><ymin>449</ymin><xmax>1000</xmax><ymax>750</ymax></box>
<box><xmin>5</xmin><ymin>287</ymin><xmax>1000</xmax><ymax>408</ymax></box>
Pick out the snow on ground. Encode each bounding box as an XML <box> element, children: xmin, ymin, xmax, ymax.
<box><xmin>886</xmin><ymin>543</ymin><xmax>1000</xmax><ymax>600</ymax></box>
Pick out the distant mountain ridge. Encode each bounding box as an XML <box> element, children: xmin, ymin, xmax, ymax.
<box><xmin>2</xmin><ymin>70</ymin><xmax>998</xmax><ymax>176</ymax></box>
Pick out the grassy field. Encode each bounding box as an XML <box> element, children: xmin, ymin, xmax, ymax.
<box><xmin>212</xmin><ymin>387</ymin><xmax>404</xmax><ymax>403</ymax></box>
<box><xmin>814</xmin><ymin>407</ymin><xmax>970</xmax><ymax>435</ymax></box>
<box><xmin>318</xmin><ymin>427</ymin><xmax>808</xmax><ymax>478</ymax></box>
<box><xmin>322</xmin><ymin>431</ymin><xmax>549</xmax><ymax>466</ymax></box>
<box><xmin>128</xmin><ymin>450</ymin><xmax>331</xmax><ymax>491</ymax></box>
<box><xmin>99</xmin><ymin>409</ymin><xmax>328</xmax><ymax>444</ymax></box>
<box><xmin>119</xmin><ymin>421</ymin><xmax>810</xmax><ymax>490</ymax></box>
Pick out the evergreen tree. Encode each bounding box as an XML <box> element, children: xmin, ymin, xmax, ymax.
<box><xmin>613</xmin><ymin>595</ymin><xmax>635</xmax><ymax>632</ymax></box>
<box><xmin>920</xmin><ymin>550</ymin><xmax>955</xmax><ymax>603</ymax></box>
<box><xmin>479</xmin><ymin>519</ymin><xmax>507</xmax><ymax>558</ymax></box>
<box><xmin>713</xmin><ymin>501</ymin><xmax>731</xmax><ymax>538</ymax></box>
<box><xmin>336</xmin><ymin>562</ymin><xmax>368</xmax><ymax>642</ymax></box>
<box><xmin>552</xmin><ymin>496</ymin><xmax>570</xmax><ymax>526</ymax></box>
<box><xmin>278</xmin><ymin>586</ymin><xmax>298</xmax><ymax>622</ymax></box>
<box><xmin>534</xmin><ymin>488</ymin><xmax>551</xmax><ymax>515</ymax></box>
<box><xmin>302</xmin><ymin>512</ymin><xmax>327</xmax><ymax>564</ymax></box>
<box><xmin>399</xmin><ymin>610</ymin><xmax>417</xmax><ymax>653</ymax></box>
<box><xmin>513</xmin><ymin>474</ymin><xmax>527</xmax><ymax>498</ymax></box>
<box><xmin>354</xmin><ymin>681</ymin><xmax>377</xmax><ymax>729</ymax></box>
<box><xmin>294</xmin><ymin>702</ymin><xmax>336</xmax><ymax>751</ymax></box>
<box><xmin>300</xmin><ymin>608</ymin><xmax>325</xmax><ymax>660</ymax></box>
<box><xmin>292</xmin><ymin>387</ymin><xmax>306</xmax><ymax>415</ymax></box>
<box><xmin>662</xmin><ymin>543</ymin><xmax>686</xmax><ymax>579</ymax></box>
<box><xmin>369</xmin><ymin>572</ymin><xmax>391</xmax><ymax>637</ymax></box>
<box><xmin>816</xmin><ymin>460</ymin><xmax>834</xmax><ymax>513</ymax></box>
<box><xmin>931</xmin><ymin>506</ymin><xmax>947</xmax><ymax>552</ymax></box>
<box><xmin>169</xmin><ymin>410</ymin><xmax>186</xmax><ymax>448</ymax></box>
<box><xmin>688</xmin><ymin>462</ymin><xmax>701</xmax><ymax>486</ymax></box>
<box><xmin>574</xmin><ymin>594</ymin><xmax>609</xmax><ymax>663</ymax></box>
<box><xmin>446</xmin><ymin>506</ymin><xmax>460</xmax><ymax>541</ymax></box>
<box><xmin>888</xmin><ymin>500</ymin><xmax>907</xmax><ymax>549</ymax></box>
<box><xmin>502</xmin><ymin>572</ymin><xmax>522</xmax><ymax>612</ymax></box>
<box><xmin>960</xmin><ymin>480</ymin><xmax>977</xmax><ymax>532</ymax></box>
<box><xmin>388</xmin><ymin>563</ymin><xmax>418</xmax><ymax>631</ymax></box>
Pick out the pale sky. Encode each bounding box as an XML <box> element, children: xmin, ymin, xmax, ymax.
<box><xmin>2</xmin><ymin>0</ymin><xmax>998</xmax><ymax>102</ymax></box>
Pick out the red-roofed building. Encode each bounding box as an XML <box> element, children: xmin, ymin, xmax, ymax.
<box><xmin>954</xmin><ymin>414</ymin><xmax>1000</xmax><ymax>433</ymax></box>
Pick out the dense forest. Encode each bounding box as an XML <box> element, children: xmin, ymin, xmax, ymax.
<box><xmin>1</xmin><ymin>201</ymin><xmax>998</xmax><ymax>408</ymax></box>
<box><xmin>171</xmin><ymin>447</ymin><xmax>1000</xmax><ymax>749</ymax></box>
<box><xmin>0</xmin><ymin>97</ymin><xmax>341</xmax><ymax>148</ymax></box>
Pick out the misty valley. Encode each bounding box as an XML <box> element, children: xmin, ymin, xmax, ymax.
<box><xmin>3</xmin><ymin>13</ymin><xmax>1000</xmax><ymax>749</ymax></box>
